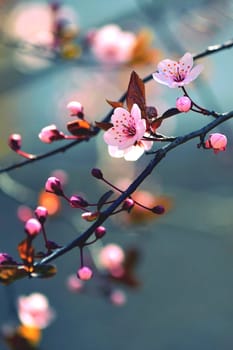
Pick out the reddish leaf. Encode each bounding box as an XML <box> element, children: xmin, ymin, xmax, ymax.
<box><xmin>18</xmin><ymin>238</ymin><xmax>34</xmax><ymax>266</ymax></box>
<box><xmin>67</xmin><ymin>119</ymin><xmax>91</xmax><ymax>136</ymax></box>
<box><xmin>106</xmin><ymin>99</ymin><xmax>124</xmax><ymax>108</ymax></box>
<box><xmin>126</xmin><ymin>71</ymin><xmax>146</xmax><ymax>118</ymax></box>
<box><xmin>0</xmin><ymin>265</ymin><xmax>28</xmax><ymax>285</ymax></box>
<box><xmin>160</xmin><ymin>107</ymin><xmax>181</xmax><ymax>119</ymax></box>
<box><xmin>95</xmin><ymin>121</ymin><xmax>113</xmax><ymax>131</ymax></box>
<box><xmin>150</xmin><ymin>118</ymin><xmax>163</xmax><ymax>133</ymax></box>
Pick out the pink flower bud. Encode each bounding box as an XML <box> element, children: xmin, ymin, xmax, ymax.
<box><xmin>205</xmin><ymin>133</ymin><xmax>227</xmax><ymax>154</ymax></box>
<box><xmin>34</xmin><ymin>206</ymin><xmax>48</xmax><ymax>223</ymax></box>
<box><xmin>176</xmin><ymin>96</ymin><xmax>192</xmax><ymax>112</ymax></box>
<box><xmin>122</xmin><ymin>198</ymin><xmax>134</xmax><ymax>212</ymax></box>
<box><xmin>8</xmin><ymin>133</ymin><xmax>22</xmax><ymax>151</ymax></box>
<box><xmin>69</xmin><ymin>195</ymin><xmax>89</xmax><ymax>208</ymax></box>
<box><xmin>24</xmin><ymin>218</ymin><xmax>42</xmax><ymax>236</ymax></box>
<box><xmin>77</xmin><ymin>266</ymin><xmax>93</xmax><ymax>281</ymax></box>
<box><xmin>66</xmin><ymin>101</ymin><xmax>84</xmax><ymax>117</ymax></box>
<box><xmin>95</xmin><ymin>226</ymin><xmax>106</xmax><ymax>239</ymax></box>
<box><xmin>38</xmin><ymin>125</ymin><xmax>64</xmax><ymax>143</ymax></box>
<box><xmin>45</xmin><ymin>177</ymin><xmax>64</xmax><ymax>196</ymax></box>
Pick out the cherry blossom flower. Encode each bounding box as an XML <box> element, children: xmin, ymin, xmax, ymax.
<box><xmin>90</xmin><ymin>24</ymin><xmax>136</xmax><ymax>64</ymax></box>
<box><xmin>103</xmin><ymin>104</ymin><xmax>153</xmax><ymax>161</ymax></box>
<box><xmin>17</xmin><ymin>293</ymin><xmax>55</xmax><ymax>329</ymax></box>
<box><xmin>153</xmin><ymin>52</ymin><xmax>203</xmax><ymax>88</ymax></box>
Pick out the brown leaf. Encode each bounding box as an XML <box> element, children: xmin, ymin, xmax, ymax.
<box><xmin>95</xmin><ymin>121</ymin><xmax>113</xmax><ymax>131</ymax></box>
<box><xmin>106</xmin><ymin>99</ymin><xmax>124</xmax><ymax>108</ymax></box>
<box><xmin>126</xmin><ymin>71</ymin><xmax>146</xmax><ymax>118</ymax></box>
<box><xmin>18</xmin><ymin>238</ymin><xmax>34</xmax><ymax>266</ymax></box>
<box><xmin>0</xmin><ymin>265</ymin><xmax>28</xmax><ymax>285</ymax></box>
<box><xmin>67</xmin><ymin>119</ymin><xmax>91</xmax><ymax>136</ymax></box>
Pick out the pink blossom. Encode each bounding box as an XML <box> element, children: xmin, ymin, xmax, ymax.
<box><xmin>153</xmin><ymin>52</ymin><xmax>203</xmax><ymax>88</ymax></box>
<box><xmin>103</xmin><ymin>104</ymin><xmax>153</xmax><ymax>161</ymax></box>
<box><xmin>98</xmin><ymin>244</ymin><xmax>125</xmax><ymax>271</ymax></box>
<box><xmin>176</xmin><ymin>96</ymin><xmax>192</xmax><ymax>112</ymax></box>
<box><xmin>110</xmin><ymin>289</ymin><xmax>127</xmax><ymax>306</ymax></box>
<box><xmin>34</xmin><ymin>206</ymin><xmax>48</xmax><ymax>223</ymax></box>
<box><xmin>17</xmin><ymin>293</ymin><xmax>55</xmax><ymax>329</ymax></box>
<box><xmin>38</xmin><ymin>125</ymin><xmax>64</xmax><ymax>143</ymax></box>
<box><xmin>205</xmin><ymin>133</ymin><xmax>227</xmax><ymax>154</ymax></box>
<box><xmin>66</xmin><ymin>274</ymin><xmax>84</xmax><ymax>292</ymax></box>
<box><xmin>90</xmin><ymin>24</ymin><xmax>136</xmax><ymax>64</ymax></box>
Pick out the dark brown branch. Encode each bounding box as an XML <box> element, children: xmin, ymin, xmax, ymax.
<box><xmin>0</xmin><ymin>38</ymin><xmax>233</xmax><ymax>174</ymax></box>
<box><xmin>37</xmin><ymin>109</ymin><xmax>233</xmax><ymax>265</ymax></box>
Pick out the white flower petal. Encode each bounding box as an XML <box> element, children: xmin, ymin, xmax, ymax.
<box><xmin>108</xmin><ymin>145</ymin><xmax>124</xmax><ymax>158</ymax></box>
<box><xmin>123</xmin><ymin>145</ymin><xmax>145</xmax><ymax>161</ymax></box>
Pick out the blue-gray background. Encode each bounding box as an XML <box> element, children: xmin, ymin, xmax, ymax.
<box><xmin>1</xmin><ymin>1</ymin><xmax>233</xmax><ymax>349</ymax></box>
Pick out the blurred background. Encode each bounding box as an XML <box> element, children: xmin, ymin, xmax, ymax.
<box><xmin>0</xmin><ymin>0</ymin><xmax>233</xmax><ymax>349</ymax></box>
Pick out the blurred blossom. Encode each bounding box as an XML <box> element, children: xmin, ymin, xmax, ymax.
<box><xmin>98</xmin><ymin>243</ymin><xmax>125</xmax><ymax>271</ymax></box>
<box><xmin>67</xmin><ymin>274</ymin><xmax>84</xmax><ymax>292</ymax></box>
<box><xmin>109</xmin><ymin>289</ymin><xmax>127</xmax><ymax>306</ymax></box>
<box><xmin>38</xmin><ymin>190</ymin><xmax>61</xmax><ymax>216</ymax></box>
<box><xmin>90</xmin><ymin>24</ymin><xmax>137</xmax><ymax>64</ymax></box>
<box><xmin>17</xmin><ymin>293</ymin><xmax>55</xmax><ymax>329</ymax></box>
<box><xmin>17</xmin><ymin>205</ymin><xmax>33</xmax><ymax>222</ymax></box>
<box><xmin>51</xmin><ymin>169</ymin><xmax>69</xmax><ymax>185</ymax></box>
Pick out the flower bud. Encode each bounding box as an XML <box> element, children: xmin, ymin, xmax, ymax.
<box><xmin>34</xmin><ymin>206</ymin><xmax>48</xmax><ymax>223</ymax></box>
<box><xmin>91</xmin><ymin>168</ymin><xmax>103</xmax><ymax>179</ymax></box>
<box><xmin>8</xmin><ymin>134</ymin><xmax>22</xmax><ymax>151</ymax></box>
<box><xmin>176</xmin><ymin>96</ymin><xmax>192</xmax><ymax>112</ymax></box>
<box><xmin>24</xmin><ymin>218</ymin><xmax>42</xmax><ymax>236</ymax></box>
<box><xmin>95</xmin><ymin>226</ymin><xmax>106</xmax><ymax>239</ymax></box>
<box><xmin>45</xmin><ymin>177</ymin><xmax>64</xmax><ymax>196</ymax></box>
<box><xmin>38</xmin><ymin>125</ymin><xmax>64</xmax><ymax>143</ymax></box>
<box><xmin>81</xmin><ymin>212</ymin><xmax>99</xmax><ymax>222</ymax></box>
<box><xmin>151</xmin><ymin>205</ymin><xmax>165</xmax><ymax>214</ymax></box>
<box><xmin>69</xmin><ymin>195</ymin><xmax>89</xmax><ymax>208</ymax></box>
<box><xmin>0</xmin><ymin>253</ymin><xmax>17</xmax><ymax>265</ymax></box>
<box><xmin>77</xmin><ymin>266</ymin><xmax>93</xmax><ymax>281</ymax></box>
<box><xmin>66</xmin><ymin>101</ymin><xmax>84</xmax><ymax>117</ymax></box>
<box><xmin>205</xmin><ymin>133</ymin><xmax>227</xmax><ymax>154</ymax></box>
<box><xmin>122</xmin><ymin>198</ymin><xmax>134</xmax><ymax>212</ymax></box>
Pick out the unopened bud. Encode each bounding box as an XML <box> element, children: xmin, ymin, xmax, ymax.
<box><xmin>81</xmin><ymin>212</ymin><xmax>99</xmax><ymax>222</ymax></box>
<box><xmin>205</xmin><ymin>133</ymin><xmax>227</xmax><ymax>154</ymax></box>
<box><xmin>91</xmin><ymin>168</ymin><xmax>103</xmax><ymax>179</ymax></box>
<box><xmin>176</xmin><ymin>96</ymin><xmax>192</xmax><ymax>112</ymax></box>
<box><xmin>95</xmin><ymin>226</ymin><xmax>106</xmax><ymax>239</ymax></box>
<box><xmin>66</xmin><ymin>101</ymin><xmax>84</xmax><ymax>118</ymax></box>
<box><xmin>45</xmin><ymin>177</ymin><xmax>64</xmax><ymax>196</ymax></box>
<box><xmin>8</xmin><ymin>134</ymin><xmax>22</xmax><ymax>151</ymax></box>
<box><xmin>24</xmin><ymin>218</ymin><xmax>42</xmax><ymax>236</ymax></box>
<box><xmin>77</xmin><ymin>266</ymin><xmax>93</xmax><ymax>281</ymax></box>
<box><xmin>69</xmin><ymin>195</ymin><xmax>89</xmax><ymax>208</ymax></box>
<box><xmin>151</xmin><ymin>205</ymin><xmax>165</xmax><ymax>214</ymax></box>
<box><xmin>122</xmin><ymin>198</ymin><xmax>134</xmax><ymax>212</ymax></box>
<box><xmin>34</xmin><ymin>206</ymin><xmax>48</xmax><ymax>223</ymax></box>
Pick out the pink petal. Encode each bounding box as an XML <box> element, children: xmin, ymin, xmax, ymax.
<box><xmin>141</xmin><ymin>140</ymin><xmax>153</xmax><ymax>151</ymax></box>
<box><xmin>111</xmin><ymin>107</ymin><xmax>130</xmax><ymax>123</ymax></box>
<box><xmin>152</xmin><ymin>72</ymin><xmax>175</xmax><ymax>87</ymax></box>
<box><xmin>184</xmin><ymin>64</ymin><xmax>203</xmax><ymax>83</ymax></box>
<box><xmin>131</xmin><ymin>103</ymin><xmax>141</xmax><ymax>122</ymax></box>
<box><xmin>179</xmin><ymin>52</ymin><xmax>193</xmax><ymax>72</ymax></box>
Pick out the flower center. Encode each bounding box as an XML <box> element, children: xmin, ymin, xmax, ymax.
<box><xmin>122</xmin><ymin>122</ymin><xmax>136</xmax><ymax>137</ymax></box>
